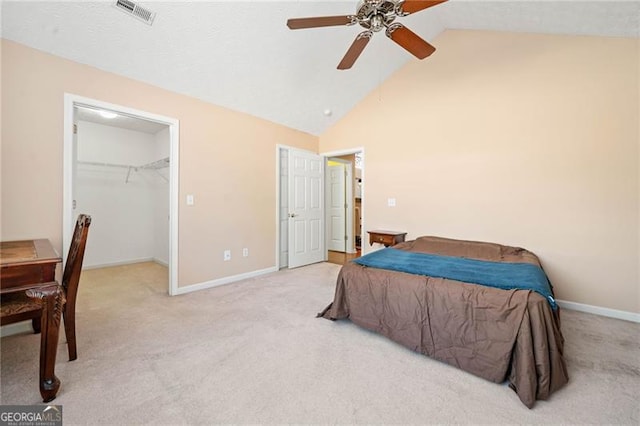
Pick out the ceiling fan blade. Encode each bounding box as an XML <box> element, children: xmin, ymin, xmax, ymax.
<box><xmin>386</xmin><ymin>24</ymin><xmax>436</xmax><ymax>59</ymax></box>
<box><xmin>397</xmin><ymin>0</ymin><xmax>448</xmax><ymax>16</ymax></box>
<box><xmin>337</xmin><ymin>31</ymin><xmax>373</xmax><ymax>70</ymax></box>
<box><xmin>287</xmin><ymin>15</ymin><xmax>355</xmax><ymax>30</ymax></box>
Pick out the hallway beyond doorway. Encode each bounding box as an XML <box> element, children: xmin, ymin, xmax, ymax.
<box><xmin>327</xmin><ymin>249</ymin><xmax>361</xmax><ymax>266</ymax></box>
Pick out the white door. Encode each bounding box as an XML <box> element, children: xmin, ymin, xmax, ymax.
<box><xmin>288</xmin><ymin>148</ymin><xmax>324</xmax><ymax>268</ymax></box>
<box><xmin>279</xmin><ymin>148</ymin><xmax>289</xmax><ymax>268</ymax></box>
<box><xmin>327</xmin><ymin>160</ymin><xmax>347</xmax><ymax>252</ymax></box>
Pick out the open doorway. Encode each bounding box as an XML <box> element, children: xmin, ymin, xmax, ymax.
<box><xmin>63</xmin><ymin>94</ymin><xmax>179</xmax><ymax>295</ymax></box>
<box><xmin>323</xmin><ymin>149</ymin><xmax>364</xmax><ymax>266</ymax></box>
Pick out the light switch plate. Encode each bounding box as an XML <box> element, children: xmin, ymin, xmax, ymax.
<box><xmin>186</xmin><ymin>194</ymin><xmax>194</xmax><ymax>206</ymax></box>
<box><xmin>388</xmin><ymin>198</ymin><xmax>396</xmax><ymax>207</ymax></box>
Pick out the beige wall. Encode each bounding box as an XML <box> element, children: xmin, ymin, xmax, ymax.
<box><xmin>1</xmin><ymin>39</ymin><xmax>317</xmax><ymax>288</ymax></box>
<box><xmin>320</xmin><ymin>30</ymin><xmax>639</xmax><ymax>314</ymax></box>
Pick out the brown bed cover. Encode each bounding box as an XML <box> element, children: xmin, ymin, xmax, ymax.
<box><xmin>320</xmin><ymin>236</ymin><xmax>569</xmax><ymax>408</ymax></box>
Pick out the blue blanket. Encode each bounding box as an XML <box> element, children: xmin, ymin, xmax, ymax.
<box><xmin>353</xmin><ymin>248</ymin><xmax>556</xmax><ymax>310</ymax></box>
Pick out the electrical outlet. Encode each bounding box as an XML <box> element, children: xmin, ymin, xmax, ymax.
<box><xmin>242</xmin><ymin>248</ymin><xmax>249</xmax><ymax>257</ymax></box>
<box><xmin>223</xmin><ymin>250</ymin><xmax>231</xmax><ymax>261</ymax></box>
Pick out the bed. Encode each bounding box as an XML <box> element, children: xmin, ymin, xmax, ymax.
<box><xmin>319</xmin><ymin>236</ymin><xmax>568</xmax><ymax>408</ymax></box>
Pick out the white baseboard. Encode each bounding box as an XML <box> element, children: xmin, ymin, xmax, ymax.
<box><xmin>83</xmin><ymin>257</ymin><xmax>154</xmax><ymax>270</ymax></box>
<box><xmin>173</xmin><ymin>266</ymin><xmax>278</xmax><ymax>295</ymax></box>
<box><xmin>0</xmin><ymin>321</ymin><xmax>33</xmax><ymax>337</ymax></box>
<box><xmin>153</xmin><ymin>258</ymin><xmax>169</xmax><ymax>267</ymax></box>
<box><xmin>557</xmin><ymin>299</ymin><xmax>640</xmax><ymax>323</ymax></box>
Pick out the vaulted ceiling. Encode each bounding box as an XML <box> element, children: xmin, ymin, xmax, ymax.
<box><xmin>2</xmin><ymin>1</ymin><xmax>638</xmax><ymax>135</ymax></box>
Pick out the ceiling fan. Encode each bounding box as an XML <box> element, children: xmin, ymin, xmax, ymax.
<box><xmin>286</xmin><ymin>0</ymin><xmax>448</xmax><ymax>70</ymax></box>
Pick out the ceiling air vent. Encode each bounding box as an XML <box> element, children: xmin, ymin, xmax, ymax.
<box><xmin>114</xmin><ymin>0</ymin><xmax>156</xmax><ymax>25</ymax></box>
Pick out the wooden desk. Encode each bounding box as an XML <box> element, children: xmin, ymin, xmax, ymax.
<box><xmin>367</xmin><ymin>230</ymin><xmax>407</xmax><ymax>247</ymax></box>
<box><xmin>1</xmin><ymin>239</ymin><xmax>63</xmax><ymax>402</ymax></box>
<box><xmin>1</xmin><ymin>239</ymin><xmax>60</xmax><ymax>291</ymax></box>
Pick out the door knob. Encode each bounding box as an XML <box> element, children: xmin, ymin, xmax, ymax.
<box><xmin>288</xmin><ymin>213</ymin><xmax>298</xmax><ymax>218</ymax></box>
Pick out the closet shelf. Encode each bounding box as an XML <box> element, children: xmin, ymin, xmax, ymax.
<box><xmin>77</xmin><ymin>157</ymin><xmax>169</xmax><ymax>183</ymax></box>
<box><xmin>142</xmin><ymin>158</ymin><xmax>170</xmax><ymax>170</ymax></box>
<box><xmin>77</xmin><ymin>157</ymin><xmax>169</xmax><ymax>170</ymax></box>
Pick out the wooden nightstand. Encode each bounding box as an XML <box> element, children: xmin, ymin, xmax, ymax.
<box><xmin>367</xmin><ymin>230</ymin><xmax>407</xmax><ymax>247</ymax></box>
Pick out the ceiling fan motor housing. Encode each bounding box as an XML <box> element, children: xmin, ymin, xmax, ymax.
<box><xmin>356</xmin><ymin>0</ymin><xmax>397</xmax><ymax>31</ymax></box>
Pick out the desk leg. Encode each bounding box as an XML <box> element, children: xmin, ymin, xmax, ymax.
<box><xmin>26</xmin><ymin>285</ymin><xmax>62</xmax><ymax>403</ymax></box>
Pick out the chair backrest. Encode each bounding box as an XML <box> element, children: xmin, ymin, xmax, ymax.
<box><xmin>62</xmin><ymin>214</ymin><xmax>91</xmax><ymax>305</ymax></box>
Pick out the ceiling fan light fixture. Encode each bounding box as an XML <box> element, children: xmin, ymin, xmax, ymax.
<box><xmin>371</xmin><ymin>14</ymin><xmax>385</xmax><ymax>32</ymax></box>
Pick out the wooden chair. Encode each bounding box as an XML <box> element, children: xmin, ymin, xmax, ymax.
<box><xmin>1</xmin><ymin>215</ymin><xmax>91</xmax><ymax>402</ymax></box>
<box><xmin>59</xmin><ymin>214</ymin><xmax>91</xmax><ymax>360</ymax></box>
<box><xmin>1</xmin><ymin>283</ymin><xmax>64</xmax><ymax>402</ymax></box>
<box><xmin>1</xmin><ymin>214</ymin><xmax>91</xmax><ymax>361</ymax></box>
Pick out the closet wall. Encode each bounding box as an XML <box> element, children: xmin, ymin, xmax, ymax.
<box><xmin>76</xmin><ymin>120</ymin><xmax>170</xmax><ymax>268</ymax></box>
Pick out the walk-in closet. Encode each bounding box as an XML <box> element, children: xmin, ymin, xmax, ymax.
<box><xmin>74</xmin><ymin>106</ymin><xmax>170</xmax><ymax>269</ymax></box>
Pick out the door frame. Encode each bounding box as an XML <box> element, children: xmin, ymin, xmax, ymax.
<box><xmin>63</xmin><ymin>93</ymin><xmax>180</xmax><ymax>295</ymax></box>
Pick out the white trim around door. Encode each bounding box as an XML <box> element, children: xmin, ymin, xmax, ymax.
<box><xmin>63</xmin><ymin>94</ymin><xmax>180</xmax><ymax>295</ymax></box>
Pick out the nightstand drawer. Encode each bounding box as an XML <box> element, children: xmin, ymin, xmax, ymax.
<box><xmin>373</xmin><ymin>234</ymin><xmax>394</xmax><ymax>245</ymax></box>
<box><xmin>367</xmin><ymin>230</ymin><xmax>407</xmax><ymax>247</ymax></box>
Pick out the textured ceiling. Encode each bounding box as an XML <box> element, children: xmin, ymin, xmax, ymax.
<box><xmin>2</xmin><ymin>1</ymin><xmax>639</xmax><ymax>135</ymax></box>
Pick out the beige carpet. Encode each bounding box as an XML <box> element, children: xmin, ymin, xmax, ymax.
<box><xmin>1</xmin><ymin>261</ymin><xmax>638</xmax><ymax>425</ymax></box>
